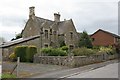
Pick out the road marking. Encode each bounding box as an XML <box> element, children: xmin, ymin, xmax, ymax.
<box><xmin>59</xmin><ymin>68</ymin><xmax>92</xmax><ymax>78</ymax></box>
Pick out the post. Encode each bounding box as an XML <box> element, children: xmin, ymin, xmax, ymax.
<box><xmin>17</xmin><ymin>57</ymin><xmax>20</xmax><ymax>77</ymax></box>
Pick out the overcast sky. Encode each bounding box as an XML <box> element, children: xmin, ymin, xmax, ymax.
<box><xmin>0</xmin><ymin>0</ymin><xmax>119</xmax><ymax>41</ymax></box>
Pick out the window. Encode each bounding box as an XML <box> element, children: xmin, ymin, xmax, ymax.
<box><xmin>45</xmin><ymin>30</ymin><xmax>48</xmax><ymax>39</ymax></box>
<box><xmin>53</xmin><ymin>31</ymin><xmax>56</xmax><ymax>35</ymax></box>
<box><xmin>50</xmin><ymin>29</ymin><xmax>52</xmax><ymax>35</ymax></box>
<box><xmin>69</xmin><ymin>45</ymin><xmax>74</xmax><ymax>50</ymax></box>
<box><xmin>92</xmin><ymin>38</ymin><xmax>95</xmax><ymax>41</ymax></box>
<box><xmin>53</xmin><ymin>31</ymin><xmax>57</xmax><ymax>40</ymax></box>
<box><xmin>70</xmin><ymin>32</ymin><xmax>73</xmax><ymax>39</ymax></box>
<box><xmin>44</xmin><ymin>44</ymin><xmax>48</xmax><ymax>48</ymax></box>
<box><xmin>40</xmin><ymin>27</ymin><xmax>43</xmax><ymax>34</ymax></box>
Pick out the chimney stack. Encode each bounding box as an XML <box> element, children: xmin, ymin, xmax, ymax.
<box><xmin>54</xmin><ymin>12</ymin><xmax>60</xmax><ymax>22</ymax></box>
<box><xmin>29</xmin><ymin>6</ymin><xmax>35</xmax><ymax>19</ymax></box>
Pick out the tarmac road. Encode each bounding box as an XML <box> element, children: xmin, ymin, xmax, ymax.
<box><xmin>68</xmin><ymin>62</ymin><xmax>119</xmax><ymax>78</ymax></box>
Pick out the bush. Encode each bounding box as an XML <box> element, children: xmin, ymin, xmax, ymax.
<box><xmin>98</xmin><ymin>46</ymin><xmax>116</xmax><ymax>55</ymax></box>
<box><xmin>41</xmin><ymin>47</ymin><xmax>67</xmax><ymax>56</ymax></box>
<box><xmin>14</xmin><ymin>46</ymin><xmax>27</xmax><ymax>62</ymax></box>
<box><xmin>60</xmin><ymin>46</ymin><xmax>69</xmax><ymax>52</ymax></box>
<box><xmin>26</xmin><ymin>46</ymin><xmax>37</xmax><ymax>62</ymax></box>
<box><xmin>41</xmin><ymin>47</ymin><xmax>52</xmax><ymax>55</ymax></box>
<box><xmin>14</xmin><ymin>45</ymin><xmax>37</xmax><ymax>62</ymax></box>
<box><xmin>72</xmin><ymin>47</ymin><xmax>96</xmax><ymax>56</ymax></box>
<box><xmin>9</xmin><ymin>53</ymin><xmax>17</xmax><ymax>61</ymax></box>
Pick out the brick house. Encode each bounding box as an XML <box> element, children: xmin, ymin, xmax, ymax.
<box><xmin>90</xmin><ymin>29</ymin><xmax>120</xmax><ymax>46</ymax></box>
<box><xmin>1</xmin><ymin>6</ymin><xmax>79</xmax><ymax>60</ymax></box>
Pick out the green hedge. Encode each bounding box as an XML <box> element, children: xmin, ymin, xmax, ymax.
<box><xmin>14</xmin><ymin>46</ymin><xmax>27</xmax><ymax>62</ymax></box>
<box><xmin>26</xmin><ymin>46</ymin><xmax>37</xmax><ymax>62</ymax></box>
<box><xmin>41</xmin><ymin>47</ymin><xmax>67</xmax><ymax>56</ymax></box>
<box><xmin>72</xmin><ymin>47</ymin><xmax>96</xmax><ymax>56</ymax></box>
<box><xmin>14</xmin><ymin>45</ymin><xmax>37</xmax><ymax>62</ymax></box>
<box><xmin>60</xmin><ymin>46</ymin><xmax>69</xmax><ymax>52</ymax></box>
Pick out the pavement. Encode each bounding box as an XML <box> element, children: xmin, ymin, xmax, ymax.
<box><xmin>2</xmin><ymin>59</ymin><xmax>118</xmax><ymax>78</ymax></box>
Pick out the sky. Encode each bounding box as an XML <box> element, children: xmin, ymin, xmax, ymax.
<box><xmin>0</xmin><ymin>0</ymin><xmax>119</xmax><ymax>41</ymax></box>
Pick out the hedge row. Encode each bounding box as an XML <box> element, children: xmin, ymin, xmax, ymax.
<box><xmin>14</xmin><ymin>45</ymin><xmax>37</xmax><ymax>62</ymax></box>
<box><xmin>72</xmin><ymin>47</ymin><xmax>116</xmax><ymax>56</ymax></box>
<box><xmin>72</xmin><ymin>47</ymin><xmax>97</xmax><ymax>56</ymax></box>
<box><xmin>41</xmin><ymin>47</ymin><xmax>68</xmax><ymax>56</ymax></box>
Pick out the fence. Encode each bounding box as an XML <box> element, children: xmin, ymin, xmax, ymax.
<box><xmin>34</xmin><ymin>53</ymin><xmax>117</xmax><ymax>67</ymax></box>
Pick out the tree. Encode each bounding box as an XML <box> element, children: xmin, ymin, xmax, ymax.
<box><xmin>79</xmin><ymin>31</ymin><xmax>93</xmax><ymax>48</ymax></box>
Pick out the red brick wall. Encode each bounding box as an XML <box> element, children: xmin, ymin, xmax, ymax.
<box><xmin>91</xmin><ymin>31</ymin><xmax>115</xmax><ymax>46</ymax></box>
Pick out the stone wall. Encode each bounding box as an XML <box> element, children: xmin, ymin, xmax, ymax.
<box><xmin>34</xmin><ymin>54</ymin><xmax>117</xmax><ymax>67</ymax></box>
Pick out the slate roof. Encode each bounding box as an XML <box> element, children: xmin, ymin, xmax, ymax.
<box><xmin>91</xmin><ymin>29</ymin><xmax>120</xmax><ymax>38</ymax></box>
<box><xmin>0</xmin><ymin>35</ymin><xmax>40</xmax><ymax>48</ymax></box>
<box><xmin>1</xmin><ymin>16</ymin><xmax>76</xmax><ymax>48</ymax></box>
<box><xmin>37</xmin><ymin>17</ymin><xmax>74</xmax><ymax>34</ymax></box>
<box><xmin>22</xmin><ymin>16</ymin><xmax>74</xmax><ymax>35</ymax></box>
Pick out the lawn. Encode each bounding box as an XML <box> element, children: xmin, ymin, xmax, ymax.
<box><xmin>1</xmin><ymin>73</ymin><xmax>16</xmax><ymax>78</ymax></box>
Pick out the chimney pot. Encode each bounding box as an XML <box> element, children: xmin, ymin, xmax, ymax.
<box><xmin>54</xmin><ymin>13</ymin><xmax>60</xmax><ymax>22</ymax></box>
<box><xmin>29</xmin><ymin>6</ymin><xmax>35</xmax><ymax>19</ymax></box>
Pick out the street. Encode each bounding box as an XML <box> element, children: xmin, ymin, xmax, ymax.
<box><xmin>68</xmin><ymin>62</ymin><xmax>118</xmax><ymax>78</ymax></box>
<box><xmin>30</xmin><ymin>60</ymin><xmax>118</xmax><ymax>78</ymax></box>
<box><xmin>2</xmin><ymin>60</ymin><xmax>118</xmax><ymax>78</ymax></box>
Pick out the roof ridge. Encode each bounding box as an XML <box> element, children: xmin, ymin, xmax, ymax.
<box><xmin>99</xmin><ymin>29</ymin><xmax>119</xmax><ymax>37</ymax></box>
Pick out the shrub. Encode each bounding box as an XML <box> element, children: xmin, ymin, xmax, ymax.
<box><xmin>14</xmin><ymin>46</ymin><xmax>27</xmax><ymax>62</ymax></box>
<box><xmin>41</xmin><ymin>47</ymin><xmax>67</xmax><ymax>56</ymax></box>
<box><xmin>14</xmin><ymin>45</ymin><xmax>37</xmax><ymax>62</ymax></box>
<box><xmin>60</xmin><ymin>46</ymin><xmax>69</xmax><ymax>52</ymax></box>
<box><xmin>41</xmin><ymin>47</ymin><xmax>52</xmax><ymax>55</ymax></box>
<box><xmin>26</xmin><ymin>46</ymin><xmax>37</xmax><ymax>62</ymax></box>
<box><xmin>98</xmin><ymin>46</ymin><xmax>116</xmax><ymax>55</ymax></box>
<box><xmin>9</xmin><ymin>53</ymin><xmax>17</xmax><ymax>61</ymax></box>
<box><xmin>72</xmin><ymin>47</ymin><xmax>96</xmax><ymax>56</ymax></box>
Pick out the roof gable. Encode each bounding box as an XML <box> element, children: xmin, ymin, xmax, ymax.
<box><xmin>91</xmin><ymin>29</ymin><xmax>120</xmax><ymax>38</ymax></box>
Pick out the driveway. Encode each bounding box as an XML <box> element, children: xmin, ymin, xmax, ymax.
<box><xmin>2</xmin><ymin>61</ymin><xmax>70</xmax><ymax>78</ymax></box>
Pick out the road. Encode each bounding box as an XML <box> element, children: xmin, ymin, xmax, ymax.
<box><xmin>68</xmin><ymin>62</ymin><xmax>119</xmax><ymax>78</ymax></box>
<box><xmin>31</xmin><ymin>60</ymin><xmax>118</xmax><ymax>78</ymax></box>
<box><xmin>2</xmin><ymin>60</ymin><xmax>118</xmax><ymax>78</ymax></box>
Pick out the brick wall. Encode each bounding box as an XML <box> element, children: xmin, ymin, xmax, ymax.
<box><xmin>91</xmin><ymin>31</ymin><xmax>115</xmax><ymax>46</ymax></box>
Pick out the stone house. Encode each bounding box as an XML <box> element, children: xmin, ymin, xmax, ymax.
<box><xmin>90</xmin><ymin>29</ymin><xmax>120</xmax><ymax>46</ymax></box>
<box><xmin>1</xmin><ymin>6</ymin><xmax>79</xmax><ymax>60</ymax></box>
<box><xmin>22</xmin><ymin>7</ymin><xmax>79</xmax><ymax>49</ymax></box>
